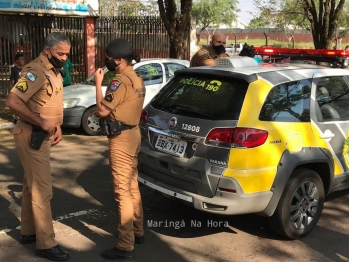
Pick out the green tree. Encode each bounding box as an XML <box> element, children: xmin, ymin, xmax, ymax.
<box><xmin>247</xmin><ymin>16</ymin><xmax>268</xmax><ymax>29</ymax></box>
<box><xmin>253</xmin><ymin>0</ymin><xmax>346</xmax><ymax>49</ymax></box>
<box><xmin>99</xmin><ymin>0</ymin><xmax>155</xmax><ymax>16</ymax></box>
<box><xmin>157</xmin><ymin>0</ymin><xmax>193</xmax><ymax>59</ymax></box>
<box><xmin>192</xmin><ymin>0</ymin><xmax>239</xmax><ymax>32</ymax></box>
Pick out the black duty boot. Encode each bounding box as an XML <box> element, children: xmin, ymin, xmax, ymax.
<box><xmin>101</xmin><ymin>247</ymin><xmax>135</xmax><ymax>260</ymax></box>
<box><xmin>20</xmin><ymin>234</ymin><xmax>36</xmax><ymax>244</ymax></box>
<box><xmin>36</xmin><ymin>245</ymin><xmax>70</xmax><ymax>261</ymax></box>
<box><xmin>135</xmin><ymin>235</ymin><xmax>145</xmax><ymax>244</ymax></box>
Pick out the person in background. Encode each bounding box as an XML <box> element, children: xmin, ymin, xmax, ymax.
<box><xmin>190</xmin><ymin>32</ymin><xmax>229</xmax><ymax>67</ymax></box>
<box><xmin>238</xmin><ymin>43</ymin><xmax>264</xmax><ymax>64</ymax></box>
<box><xmin>10</xmin><ymin>53</ymin><xmax>26</xmax><ymax>86</ymax></box>
<box><xmin>62</xmin><ymin>58</ymin><xmax>73</xmax><ymax>87</ymax></box>
<box><xmin>10</xmin><ymin>53</ymin><xmax>26</xmax><ymax>124</ymax></box>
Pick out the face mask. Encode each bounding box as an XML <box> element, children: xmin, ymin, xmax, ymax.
<box><xmin>105</xmin><ymin>57</ymin><xmax>118</xmax><ymax>71</ymax></box>
<box><xmin>48</xmin><ymin>50</ymin><xmax>66</xmax><ymax>69</ymax></box>
<box><xmin>212</xmin><ymin>45</ymin><xmax>226</xmax><ymax>54</ymax></box>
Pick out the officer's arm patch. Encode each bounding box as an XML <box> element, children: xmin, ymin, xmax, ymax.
<box><xmin>204</xmin><ymin>51</ymin><xmax>211</xmax><ymax>58</ymax></box>
<box><xmin>15</xmin><ymin>82</ymin><xmax>28</xmax><ymax>93</ymax></box>
<box><xmin>110</xmin><ymin>80</ymin><xmax>121</xmax><ymax>91</ymax></box>
<box><xmin>25</xmin><ymin>72</ymin><xmax>37</xmax><ymax>82</ymax></box>
<box><xmin>105</xmin><ymin>92</ymin><xmax>114</xmax><ymax>102</ymax></box>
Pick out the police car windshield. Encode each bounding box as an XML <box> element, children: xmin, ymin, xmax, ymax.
<box><xmin>151</xmin><ymin>75</ymin><xmax>248</xmax><ymax>120</ymax></box>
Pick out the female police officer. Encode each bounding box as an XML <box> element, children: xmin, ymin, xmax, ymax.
<box><xmin>94</xmin><ymin>38</ymin><xmax>145</xmax><ymax>260</ymax></box>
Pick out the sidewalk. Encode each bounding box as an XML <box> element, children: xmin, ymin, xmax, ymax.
<box><xmin>0</xmin><ymin>97</ymin><xmax>15</xmax><ymax>130</ymax></box>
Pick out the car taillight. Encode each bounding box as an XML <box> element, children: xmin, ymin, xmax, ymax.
<box><xmin>140</xmin><ymin>110</ymin><xmax>148</xmax><ymax>123</ymax></box>
<box><xmin>205</xmin><ymin>128</ymin><xmax>268</xmax><ymax>148</ymax></box>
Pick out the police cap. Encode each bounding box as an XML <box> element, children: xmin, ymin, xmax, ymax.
<box><xmin>106</xmin><ymin>38</ymin><xmax>133</xmax><ymax>59</ymax></box>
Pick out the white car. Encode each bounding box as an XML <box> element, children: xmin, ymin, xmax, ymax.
<box><xmin>62</xmin><ymin>58</ymin><xmax>189</xmax><ymax>135</ymax></box>
<box><xmin>226</xmin><ymin>43</ymin><xmax>243</xmax><ymax>54</ymax></box>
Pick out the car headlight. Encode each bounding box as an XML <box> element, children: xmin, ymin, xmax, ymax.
<box><xmin>63</xmin><ymin>98</ymin><xmax>81</xmax><ymax>109</ymax></box>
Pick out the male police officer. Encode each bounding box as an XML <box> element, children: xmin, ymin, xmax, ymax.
<box><xmin>94</xmin><ymin>38</ymin><xmax>145</xmax><ymax>260</ymax></box>
<box><xmin>190</xmin><ymin>32</ymin><xmax>230</xmax><ymax>67</ymax></box>
<box><xmin>6</xmin><ymin>32</ymin><xmax>71</xmax><ymax>261</ymax></box>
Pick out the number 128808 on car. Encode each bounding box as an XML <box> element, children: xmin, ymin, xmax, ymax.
<box><xmin>155</xmin><ymin>135</ymin><xmax>187</xmax><ymax>157</ymax></box>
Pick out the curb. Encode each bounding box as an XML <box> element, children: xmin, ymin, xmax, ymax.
<box><xmin>0</xmin><ymin>122</ymin><xmax>14</xmax><ymax>130</ymax></box>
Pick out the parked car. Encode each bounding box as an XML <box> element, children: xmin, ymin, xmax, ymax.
<box><xmin>137</xmin><ymin>55</ymin><xmax>349</xmax><ymax>240</ymax></box>
<box><xmin>62</xmin><ymin>58</ymin><xmax>189</xmax><ymax>135</ymax></box>
<box><xmin>226</xmin><ymin>43</ymin><xmax>242</xmax><ymax>53</ymax></box>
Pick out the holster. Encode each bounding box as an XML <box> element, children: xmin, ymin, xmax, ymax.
<box><xmin>30</xmin><ymin>125</ymin><xmax>48</xmax><ymax>150</ymax></box>
<box><xmin>99</xmin><ymin>118</ymin><xmax>135</xmax><ymax>138</ymax></box>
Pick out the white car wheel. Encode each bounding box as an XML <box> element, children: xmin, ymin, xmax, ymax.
<box><xmin>81</xmin><ymin>106</ymin><xmax>101</xmax><ymax>136</ymax></box>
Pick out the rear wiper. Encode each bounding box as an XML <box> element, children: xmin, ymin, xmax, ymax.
<box><xmin>162</xmin><ymin>104</ymin><xmax>212</xmax><ymax>117</ymax></box>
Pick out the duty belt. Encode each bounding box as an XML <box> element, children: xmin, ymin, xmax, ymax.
<box><xmin>99</xmin><ymin>118</ymin><xmax>136</xmax><ymax>138</ymax></box>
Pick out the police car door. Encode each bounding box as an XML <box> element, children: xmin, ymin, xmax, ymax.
<box><xmin>135</xmin><ymin>62</ymin><xmax>165</xmax><ymax>107</ymax></box>
<box><xmin>311</xmin><ymin>73</ymin><xmax>349</xmax><ymax>183</ymax></box>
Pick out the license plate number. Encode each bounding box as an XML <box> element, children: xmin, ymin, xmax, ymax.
<box><xmin>155</xmin><ymin>135</ymin><xmax>187</xmax><ymax>156</ymax></box>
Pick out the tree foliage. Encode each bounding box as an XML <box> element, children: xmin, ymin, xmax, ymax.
<box><xmin>192</xmin><ymin>0</ymin><xmax>239</xmax><ymax>32</ymax></box>
<box><xmin>157</xmin><ymin>0</ymin><xmax>193</xmax><ymax>59</ymax></box>
<box><xmin>253</xmin><ymin>0</ymin><xmax>347</xmax><ymax>49</ymax></box>
<box><xmin>99</xmin><ymin>0</ymin><xmax>157</xmax><ymax>16</ymax></box>
<box><xmin>247</xmin><ymin>16</ymin><xmax>268</xmax><ymax>29</ymax></box>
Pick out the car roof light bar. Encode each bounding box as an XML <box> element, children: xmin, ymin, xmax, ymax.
<box><xmin>215</xmin><ymin>57</ymin><xmax>258</xmax><ymax>67</ymax></box>
<box><xmin>254</xmin><ymin>47</ymin><xmax>349</xmax><ymax>58</ymax></box>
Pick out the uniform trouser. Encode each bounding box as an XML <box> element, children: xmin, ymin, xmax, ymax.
<box><xmin>108</xmin><ymin>126</ymin><xmax>144</xmax><ymax>250</ymax></box>
<box><xmin>13</xmin><ymin>120</ymin><xmax>57</xmax><ymax>249</ymax></box>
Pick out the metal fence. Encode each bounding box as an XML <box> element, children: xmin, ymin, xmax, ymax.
<box><xmin>0</xmin><ymin>12</ymin><xmax>187</xmax><ymax>95</ymax></box>
<box><xmin>95</xmin><ymin>15</ymin><xmax>170</xmax><ymax>68</ymax></box>
<box><xmin>0</xmin><ymin>14</ymin><xmax>85</xmax><ymax>96</ymax></box>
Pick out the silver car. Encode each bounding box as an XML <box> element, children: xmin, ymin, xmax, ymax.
<box><xmin>62</xmin><ymin>58</ymin><xmax>189</xmax><ymax>135</ymax></box>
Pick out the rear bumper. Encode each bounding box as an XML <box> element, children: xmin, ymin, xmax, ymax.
<box><xmin>62</xmin><ymin>106</ymin><xmax>86</xmax><ymax>128</ymax></box>
<box><xmin>138</xmin><ymin>171</ymin><xmax>273</xmax><ymax>215</ymax></box>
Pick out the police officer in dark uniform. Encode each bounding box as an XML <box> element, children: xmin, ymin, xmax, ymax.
<box><xmin>94</xmin><ymin>38</ymin><xmax>145</xmax><ymax>260</ymax></box>
<box><xmin>6</xmin><ymin>32</ymin><xmax>70</xmax><ymax>261</ymax></box>
<box><xmin>190</xmin><ymin>32</ymin><xmax>230</xmax><ymax>67</ymax></box>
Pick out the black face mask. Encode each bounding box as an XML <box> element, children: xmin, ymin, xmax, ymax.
<box><xmin>212</xmin><ymin>45</ymin><xmax>226</xmax><ymax>54</ymax></box>
<box><xmin>105</xmin><ymin>57</ymin><xmax>118</xmax><ymax>71</ymax></box>
<box><xmin>48</xmin><ymin>50</ymin><xmax>66</xmax><ymax>69</ymax></box>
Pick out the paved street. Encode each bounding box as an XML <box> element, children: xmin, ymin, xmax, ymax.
<box><xmin>0</xmin><ymin>128</ymin><xmax>349</xmax><ymax>262</ymax></box>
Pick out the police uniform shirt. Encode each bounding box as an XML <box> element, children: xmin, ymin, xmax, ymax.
<box><xmin>101</xmin><ymin>66</ymin><xmax>146</xmax><ymax>126</ymax></box>
<box><xmin>10</xmin><ymin>53</ymin><xmax>64</xmax><ymax>125</ymax></box>
<box><xmin>190</xmin><ymin>46</ymin><xmax>229</xmax><ymax>67</ymax></box>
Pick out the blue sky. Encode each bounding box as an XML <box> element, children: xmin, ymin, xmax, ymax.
<box><xmin>238</xmin><ymin>0</ymin><xmax>255</xmax><ymax>25</ymax></box>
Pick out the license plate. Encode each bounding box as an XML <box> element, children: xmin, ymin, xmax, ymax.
<box><xmin>155</xmin><ymin>135</ymin><xmax>187</xmax><ymax>157</ymax></box>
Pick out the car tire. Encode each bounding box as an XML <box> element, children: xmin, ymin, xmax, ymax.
<box><xmin>268</xmin><ymin>168</ymin><xmax>324</xmax><ymax>239</ymax></box>
<box><xmin>81</xmin><ymin>106</ymin><xmax>101</xmax><ymax>136</ymax></box>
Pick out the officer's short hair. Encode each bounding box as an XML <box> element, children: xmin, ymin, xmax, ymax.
<box><xmin>44</xmin><ymin>32</ymin><xmax>71</xmax><ymax>49</ymax></box>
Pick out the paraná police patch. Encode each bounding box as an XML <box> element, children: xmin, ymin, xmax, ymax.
<box><xmin>16</xmin><ymin>82</ymin><xmax>28</xmax><ymax>93</ymax></box>
<box><xmin>25</xmin><ymin>72</ymin><xmax>37</xmax><ymax>82</ymax></box>
<box><xmin>105</xmin><ymin>93</ymin><xmax>114</xmax><ymax>102</ymax></box>
<box><xmin>110</xmin><ymin>80</ymin><xmax>121</xmax><ymax>91</ymax></box>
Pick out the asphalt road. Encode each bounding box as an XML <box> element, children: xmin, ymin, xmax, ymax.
<box><xmin>1</xmin><ymin>128</ymin><xmax>349</xmax><ymax>262</ymax></box>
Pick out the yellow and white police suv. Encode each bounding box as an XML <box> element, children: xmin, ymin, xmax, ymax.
<box><xmin>138</xmin><ymin>47</ymin><xmax>349</xmax><ymax>239</ymax></box>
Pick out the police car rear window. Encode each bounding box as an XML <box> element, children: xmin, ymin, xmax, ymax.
<box><xmin>259</xmin><ymin>79</ymin><xmax>311</xmax><ymax>122</ymax></box>
<box><xmin>150</xmin><ymin>76</ymin><xmax>248</xmax><ymax>120</ymax></box>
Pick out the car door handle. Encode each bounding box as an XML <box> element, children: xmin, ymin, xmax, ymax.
<box><xmin>320</xmin><ymin>130</ymin><xmax>335</xmax><ymax>139</ymax></box>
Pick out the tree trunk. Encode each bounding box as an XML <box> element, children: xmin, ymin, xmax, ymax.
<box><xmin>157</xmin><ymin>0</ymin><xmax>192</xmax><ymax>59</ymax></box>
<box><xmin>169</xmin><ymin>37</ymin><xmax>188</xmax><ymax>59</ymax></box>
